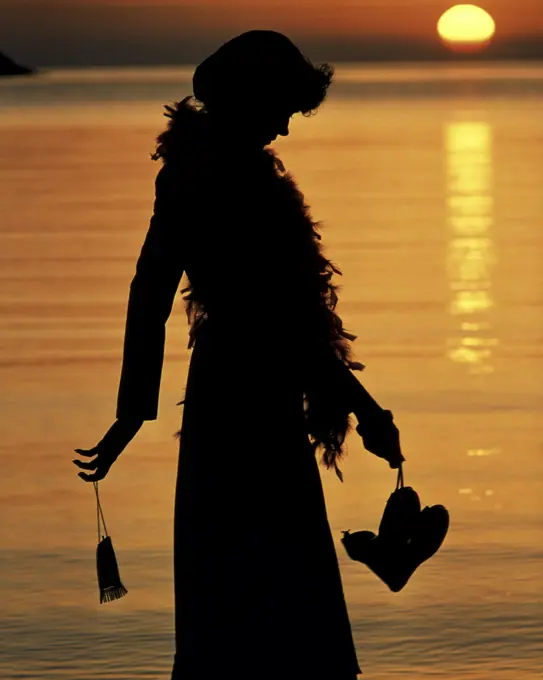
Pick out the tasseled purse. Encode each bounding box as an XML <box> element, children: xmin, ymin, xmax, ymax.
<box><xmin>94</xmin><ymin>481</ymin><xmax>128</xmax><ymax>604</ymax></box>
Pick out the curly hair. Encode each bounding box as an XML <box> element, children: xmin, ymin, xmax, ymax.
<box><xmin>151</xmin><ymin>31</ymin><xmax>334</xmax><ymax>163</ymax></box>
<box><xmin>283</xmin><ymin>61</ymin><xmax>335</xmax><ymax>117</ymax></box>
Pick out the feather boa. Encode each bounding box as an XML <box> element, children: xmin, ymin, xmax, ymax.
<box><xmin>158</xmin><ymin>96</ymin><xmax>365</xmax><ymax>481</ymax></box>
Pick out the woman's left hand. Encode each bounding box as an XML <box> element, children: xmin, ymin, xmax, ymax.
<box><xmin>73</xmin><ymin>443</ymin><xmax>120</xmax><ymax>482</ymax></box>
<box><xmin>73</xmin><ymin>418</ymin><xmax>144</xmax><ymax>482</ymax></box>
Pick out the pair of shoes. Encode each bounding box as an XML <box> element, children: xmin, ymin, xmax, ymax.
<box><xmin>341</xmin><ymin>466</ymin><xmax>449</xmax><ymax>592</ymax></box>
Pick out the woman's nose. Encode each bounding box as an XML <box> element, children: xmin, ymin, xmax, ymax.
<box><xmin>278</xmin><ymin>121</ymin><xmax>290</xmax><ymax>137</ymax></box>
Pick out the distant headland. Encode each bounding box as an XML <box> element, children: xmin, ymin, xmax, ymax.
<box><xmin>0</xmin><ymin>51</ymin><xmax>35</xmax><ymax>76</ymax></box>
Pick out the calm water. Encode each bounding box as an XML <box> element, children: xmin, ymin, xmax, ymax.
<box><xmin>0</xmin><ymin>64</ymin><xmax>541</xmax><ymax>679</ymax></box>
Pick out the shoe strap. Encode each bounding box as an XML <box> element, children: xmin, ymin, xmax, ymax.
<box><xmin>395</xmin><ymin>463</ymin><xmax>404</xmax><ymax>491</ymax></box>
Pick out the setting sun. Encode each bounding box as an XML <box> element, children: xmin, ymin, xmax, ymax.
<box><xmin>437</xmin><ymin>5</ymin><xmax>496</xmax><ymax>52</ymax></box>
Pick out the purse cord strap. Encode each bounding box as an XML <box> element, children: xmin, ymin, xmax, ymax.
<box><xmin>93</xmin><ymin>481</ymin><xmax>109</xmax><ymax>542</ymax></box>
<box><xmin>395</xmin><ymin>463</ymin><xmax>404</xmax><ymax>491</ymax></box>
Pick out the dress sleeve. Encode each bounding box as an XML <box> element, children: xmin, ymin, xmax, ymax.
<box><xmin>334</xmin><ymin>359</ymin><xmax>384</xmax><ymax>420</ymax></box>
<box><xmin>313</xmin><ymin>343</ymin><xmax>385</xmax><ymax>422</ymax></box>
<box><xmin>115</xmin><ymin>165</ymin><xmax>185</xmax><ymax>421</ymax></box>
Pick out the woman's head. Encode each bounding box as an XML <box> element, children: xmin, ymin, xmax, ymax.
<box><xmin>192</xmin><ymin>30</ymin><xmax>334</xmax><ymax>147</ymax></box>
<box><xmin>151</xmin><ymin>31</ymin><xmax>334</xmax><ymax>162</ymax></box>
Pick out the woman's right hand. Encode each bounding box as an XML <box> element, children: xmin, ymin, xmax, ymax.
<box><xmin>355</xmin><ymin>410</ymin><xmax>405</xmax><ymax>469</ymax></box>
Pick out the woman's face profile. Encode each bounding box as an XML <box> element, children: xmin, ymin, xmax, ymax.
<box><xmin>212</xmin><ymin>95</ymin><xmax>295</xmax><ymax>148</ymax></box>
<box><xmin>247</xmin><ymin>100</ymin><xmax>296</xmax><ymax>147</ymax></box>
<box><xmin>259</xmin><ymin>107</ymin><xmax>292</xmax><ymax>146</ymax></box>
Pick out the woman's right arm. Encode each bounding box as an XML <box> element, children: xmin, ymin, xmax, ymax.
<box><xmin>316</xmin><ymin>345</ymin><xmax>405</xmax><ymax>467</ymax></box>
<box><xmin>312</xmin><ymin>343</ymin><xmax>384</xmax><ymax>420</ymax></box>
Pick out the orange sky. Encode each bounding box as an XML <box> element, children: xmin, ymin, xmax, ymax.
<box><xmin>4</xmin><ymin>0</ymin><xmax>543</xmax><ymax>38</ymax></box>
<box><xmin>2</xmin><ymin>0</ymin><xmax>542</xmax><ymax>67</ymax></box>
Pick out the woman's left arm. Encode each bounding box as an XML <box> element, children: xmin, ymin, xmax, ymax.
<box><xmin>115</xmin><ymin>164</ymin><xmax>186</xmax><ymax>422</ymax></box>
<box><xmin>74</xmin><ymin>164</ymin><xmax>186</xmax><ymax>482</ymax></box>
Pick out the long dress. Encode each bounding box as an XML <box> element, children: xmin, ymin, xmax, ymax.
<box><xmin>115</xmin><ymin>133</ymin><xmax>363</xmax><ymax>680</ymax></box>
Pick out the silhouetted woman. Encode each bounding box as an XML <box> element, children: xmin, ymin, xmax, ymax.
<box><xmin>74</xmin><ymin>30</ymin><xmax>404</xmax><ymax>680</ymax></box>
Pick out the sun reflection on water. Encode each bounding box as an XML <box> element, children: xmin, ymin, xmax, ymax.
<box><xmin>445</xmin><ymin>120</ymin><xmax>498</xmax><ymax>374</ymax></box>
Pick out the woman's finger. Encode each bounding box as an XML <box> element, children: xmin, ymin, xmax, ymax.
<box><xmin>78</xmin><ymin>469</ymin><xmax>106</xmax><ymax>482</ymax></box>
<box><xmin>74</xmin><ymin>448</ymin><xmax>97</xmax><ymax>458</ymax></box>
<box><xmin>73</xmin><ymin>458</ymin><xmax>98</xmax><ymax>471</ymax></box>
